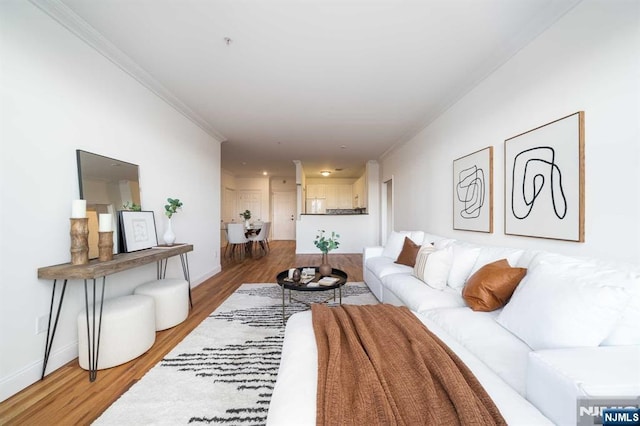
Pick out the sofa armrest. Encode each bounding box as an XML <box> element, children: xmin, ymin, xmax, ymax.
<box><xmin>363</xmin><ymin>246</ymin><xmax>385</xmax><ymax>262</ymax></box>
<box><xmin>527</xmin><ymin>346</ymin><xmax>640</xmax><ymax>426</ymax></box>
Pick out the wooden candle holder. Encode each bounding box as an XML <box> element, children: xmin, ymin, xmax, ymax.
<box><xmin>70</xmin><ymin>218</ymin><xmax>89</xmax><ymax>265</ymax></box>
<box><xmin>98</xmin><ymin>231</ymin><xmax>114</xmax><ymax>262</ymax></box>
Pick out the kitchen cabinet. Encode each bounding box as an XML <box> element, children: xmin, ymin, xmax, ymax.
<box><xmin>306</xmin><ymin>184</ymin><xmax>326</xmax><ymax>199</ymax></box>
<box><xmin>336</xmin><ymin>185</ymin><xmax>353</xmax><ymax>209</ymax></box>
<box><xmin>325</xmin><ymin>185</ymin><xmax>338</xmax><ymax>209</ymax></box>
<box><xmin>307</xmin><ymin>183</ymin><xmax>353</xmax><ymax>211</ymax></box>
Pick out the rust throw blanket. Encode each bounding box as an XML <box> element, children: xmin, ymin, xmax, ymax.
<box><xmin>312</xmin><ymin>304</ymin><xmax>506</xmax><ymax>426</ymax></box>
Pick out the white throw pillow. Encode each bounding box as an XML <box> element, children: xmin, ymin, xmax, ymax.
<box><xmin>434</xmin><ymin>238</ymin><xmax>456</xmax><ymax>250</ymax></box>
<box><xmin>409</xmin><ymin>231</ymin><xmax>426</xmax><ymax>246</ymax></box>
<box><xmin>497</xmin><ymin>260</ymin><xmax>633</xmax><ymax>350</ymax></box>
<box><xmin>601</xmin><ymin>278</ymin><xmax>640</xmax><ymax>345</ymax></box>
<box><xmin>413</xmin><ymin>245</ymin><xmax>453</xmax><ymax>290</ymax></box>
<box><xmin>381</xmin><ymin>231</ymin><xmax>410</xmax><ymax>259</ymax></box>
<box><xmin>468</xmin><ymin>246</ymin><xmax>524</xmax><ymax>276</ymax></box>
<box><xmin>382</xmin><ymin>231</ymin><xmax>424</xmax><ymax>259</ymax></box>
<box><xmin>447</xmin><ymin>242</ymin><xmax>481</xmax><ymax>289</ymax></box>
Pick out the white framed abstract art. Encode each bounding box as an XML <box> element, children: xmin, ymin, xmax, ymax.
<box><xmin>119</xmin><ymin>210</ymin><xmax>158</xmax><ymax>252</ymax></box>
<box><xmin>504</xmin><ymin>111</ymin><xmax>585</xmax><ymax>242</ymax></box>
<box><xmin>453</xmin><ymin>146</ymin><xmax>493</xmax><ymax>233</ymax></box>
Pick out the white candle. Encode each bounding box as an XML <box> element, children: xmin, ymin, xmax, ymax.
<box><xmin>71</xmin><ymin>199</ymin><xmax>86</xmax><ymax>218</ymax></box>
<box><xmin>99</xmin><ymin>213</ymin><xmax>113</xmax><ymax>232</ymax></box>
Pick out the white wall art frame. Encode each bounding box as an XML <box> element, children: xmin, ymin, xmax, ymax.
<box><xmin>453</xmin><ymin>146</ymin><xmax>493</xmax><ymax>233</ymax></box>
<box><xmin>119</xmin><ymin>211</ymin><xmax>158</xmax><ymax>252</ymax></box>
<box><xmin>504</xmin><ymin>111</ymin><xmax>585</xmax><ymax>241</ymax></box>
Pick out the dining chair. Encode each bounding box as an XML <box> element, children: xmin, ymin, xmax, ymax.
<box><xmin>248</xmin><ymin>221</ymin><xmax>271</xmax><ymax>255</ymax></box>
<box><xmin>262</xmin><ymin>221</ymin><xmax>271</xmax><ymax>250</ymax></box>
<box><xmin>221</xmin><ymin>222</ymin><xmax>229</xmax><ymax>254</ymax></box>
<box><xmin>226</xmin><ymin>223</ymin><xmax>250</xmax><ymax>260</ymax></box>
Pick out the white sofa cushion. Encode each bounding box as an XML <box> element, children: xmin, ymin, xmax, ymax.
<box><xmin>434</xmin><ymin>238</ymin><xmax>456</xmax><ymax>250</ymax></box>
<box><xmin>413</xmin><ymin>245</ymin><xmax>452</xmax><ymax>290</ymax></box>
<box><xmin>497</xmin><ymin>256</ymin><xmax>633</xmax><ymax>350</ymax></box>
<box><xmin>381</xmin><ymin>231</ymin><xmax>425</xmax><ymax>259</ymax></box>
<box><xmin>468</xmin><ymin>246</ymin><xmax>524</xmax><ymax>276</ymax></box>
<box><xmin>514</xmin><ymin>249</ymin><xmax>543</xmax><ymax>268</ymax></box>
<box><xmin>447</xmin><ymin>242</ymin><xmax>482</xmax><ymax>289</ymax></box>
<box><xmin>381</xmin><ymin>273</ymin><xmax>465</xmax><ymax>312</ymax></box>
<box><xmin>423</xmin><ymin>307</ymin><xmax>532</xmax><ymax>396</ymax></box>
<box><xmin>525</xmin><ymin>253</ymin><xmax>638</xmax><ymax>346</ymax></box>
<box><xmin>421</xmin><ymin>233</ymin><xmax>447</xmax><ymax>246</ymax></box>
<box><xmin>602</xmin><ymin>286</ymin><xmax>640</xmax><ymax>345</ymax></box>
<box><xmin>599</xmin><ymin>261</ymin><xmax>640</xmax><ymax>345</ymax></box>
<box><xmin>527</xmin><ymin>346</ymin><xmax>640</xmax><ymax>426</ymax></box>
<box><xmin>366</xmin><ymin>256</ymin><xmax>413</xmax><ymax>280</ymax></box>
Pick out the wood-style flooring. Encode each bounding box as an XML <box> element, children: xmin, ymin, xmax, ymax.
<box><xmin>0</xmin><ymin>241</ymin><xmax>363</xmax><ymax>425</ymax></box>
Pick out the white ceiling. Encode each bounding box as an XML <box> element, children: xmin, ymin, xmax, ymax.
<box><xmin>54</xmin><ymin>0</ymin><xmax>580</xmax><ymax>178</ymax></box>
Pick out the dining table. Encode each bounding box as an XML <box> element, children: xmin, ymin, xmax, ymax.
<box><xmin>244</xmin><ymin>224</ymin><xmax>262</xmax><ymax>237</ymax></box>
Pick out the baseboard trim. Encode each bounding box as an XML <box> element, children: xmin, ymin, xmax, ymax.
<box><xmin>0</xmin><ymin>341</ymin><xmax>78</xmax><ymax>403</ymax></box>
<box><xmin>1</xmin><ymin>266</ymin><xmax>223</xmax><ymax>403</ymax></box>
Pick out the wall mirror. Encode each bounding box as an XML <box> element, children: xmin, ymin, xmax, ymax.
<box><xmin>77</xmin><ymin>150</ymin><xmax>141</xmax><ymax>258</ymax></box>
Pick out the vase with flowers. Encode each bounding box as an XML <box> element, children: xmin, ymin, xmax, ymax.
<box><xmin>239</xmin><ymin>209</ymin><xmax>251</xmax><ymax>228</ymax></box>
<box><xmin>314</xmin><ymin>230</ymin><xmax>340</xmax><ymax>276</ymax></box>
<box><xmin>163</xmin><ymin>198</ymin><xmax>183</xmax><ymax>246</ymax></box>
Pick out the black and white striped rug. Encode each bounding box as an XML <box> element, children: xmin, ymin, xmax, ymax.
<box><xmin>93</xmin><ymin>282</ymin><xmax>377</xmax><ymax>425</ymax></box>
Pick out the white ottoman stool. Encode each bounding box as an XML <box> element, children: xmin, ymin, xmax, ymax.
<box><xmin>77</xmin><ymin>295</ymin><xmax>155</xmax><ymax>370</ymax></box>
<box><xmin>134</xmin><ymin>278</ymin><xmax>189</xmax><ymax>331</ymax></box>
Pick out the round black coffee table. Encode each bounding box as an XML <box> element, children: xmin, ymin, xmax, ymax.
<box><xmin>276</xmin><ymin>266</ymin><xmax>348</xmax><ymax>324</ymax></box>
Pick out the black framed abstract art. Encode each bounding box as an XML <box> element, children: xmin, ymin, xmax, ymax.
<box><xmin>453</xmin><ymin>146</ymin><xmax>493</xmax><ymax>233</ymax></box>
<box><xmin>504</xmin><ymin>111</ymin><xmax>584</xmax><ymax>242</ymax></box>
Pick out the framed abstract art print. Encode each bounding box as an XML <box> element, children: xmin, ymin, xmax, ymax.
<box><xmin>504</xmin><ymin>111</ymin><xmax>584</xmax><ymax>242</ymax></box>
<box><xmin>453</xmin><ymin>146</ymin><xmax>493</xmax><ymax>233</ymax></box>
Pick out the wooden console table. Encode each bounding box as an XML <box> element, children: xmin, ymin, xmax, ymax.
<box><xmin>37</xmin><ymin>244</ymin><xmax>193</xmax><ymax>382</ymax></box>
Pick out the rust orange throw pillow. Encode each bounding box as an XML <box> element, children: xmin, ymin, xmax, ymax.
<box><xmin>462</xmin><ymin>259</ymin><xmax>527</xmax><ymax>312</ymax></box>
<box><xmin>395</xmin><ymin>237</ymin><xmax>421</xmax><ymax>267</ymax></box>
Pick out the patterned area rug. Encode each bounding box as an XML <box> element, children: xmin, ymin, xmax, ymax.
<box><xmin>93</xmin><ymin>282</ymin><xmax>377</xmax><ymax>425</ymax></box>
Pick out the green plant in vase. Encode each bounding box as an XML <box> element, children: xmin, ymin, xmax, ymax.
<box><xmin>314</xmin><ymin>230</ymin><xmax>340</xmax><ymax>276</ymax></box>
<box><xmin>165</xmin><ymin>198</ymin><xmax>183</xmax><ymax>218</ymax></box>
<box><xmin>163</xmin><ymin>198</ymin><xmax>183</xmax><ymax>246</ymax></box>
<box><xmin>239</xmin><ymin>210</ymin><xmax>251</xmax><ymax>226</ymax></box>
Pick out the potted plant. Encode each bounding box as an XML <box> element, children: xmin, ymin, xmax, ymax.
<box><xmin>239</xmin><ymin>209</ymin><xmax>251</xmax><ymax>227</ymax></box>
<box><xmin>314</xmin><ymin>230</ymin><xmax>340</xmax><ymax>276</ymax></box>
<box><xmin>163</xmin><ymin>198</ymin><xmax>183</xmax><ymax>245</ymax></box>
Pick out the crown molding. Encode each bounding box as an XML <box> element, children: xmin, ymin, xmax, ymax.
<box><xmin>28</xmin><ymin>0</ymin><xmax>227</xmax><ymax>143</ymax></box>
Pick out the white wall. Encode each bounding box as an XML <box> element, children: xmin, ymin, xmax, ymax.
<box><xmin>296</xmin><ymin>215</ymin><xmax>374</xmax><ymax>254</ymax></box>
<box><xmin>270</xmin><ymin>176</ymin><xmax>296</xmax><ymax>193</ymax></box>
<box><xmin>381</xmin><ymin>0</ymin><xmax>640</xmax><ymax>264</ymax></box>
<box><xmin>0</xmin><ymin>2</ymin><xmax>222</xmax><ymax>401</ymax></box>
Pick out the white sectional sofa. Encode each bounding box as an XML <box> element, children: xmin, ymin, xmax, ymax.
<box><xmin>361</xmin><ymin>230</ymin><xmax>640</xmax><ymax>425</ymax></box>
<box><xmin>268</xmin><ymin>230</ymin><xmax>640</xmax><ymax>425</ymax></box>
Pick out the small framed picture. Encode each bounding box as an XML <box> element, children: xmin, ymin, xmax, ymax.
<box><xmin>119</xmin><ymin>211</ymin><xmax>158</xmax><ymax>252</ymax></box>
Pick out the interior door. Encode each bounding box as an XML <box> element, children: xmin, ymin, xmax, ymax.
<box><xmin>238</xmin><ymin>190</ymin><xmax>262</xmax><ymax>221</ymax></box>
<box><xmin>272</xmin><ymin>191</ymin><xmax>296</xmax><ymax>240</ymax></box>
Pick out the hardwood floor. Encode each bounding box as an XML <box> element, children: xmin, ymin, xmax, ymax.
<box><xmin>0</xmin><ymin>241</ymin><xmax>363</xmax><ymax>426</ymax></box>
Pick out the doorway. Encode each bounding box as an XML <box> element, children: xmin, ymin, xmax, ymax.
<box><xmin>272</xmin><ymin>191</ymin><xmax>296</xmax><ymax>240</ymax></box>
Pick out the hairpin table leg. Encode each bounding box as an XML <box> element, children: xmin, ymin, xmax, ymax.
<box><xmin>41</xmin><ymin>279</ymin><xmax>68</xmax><ymax>379</ymax></box>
